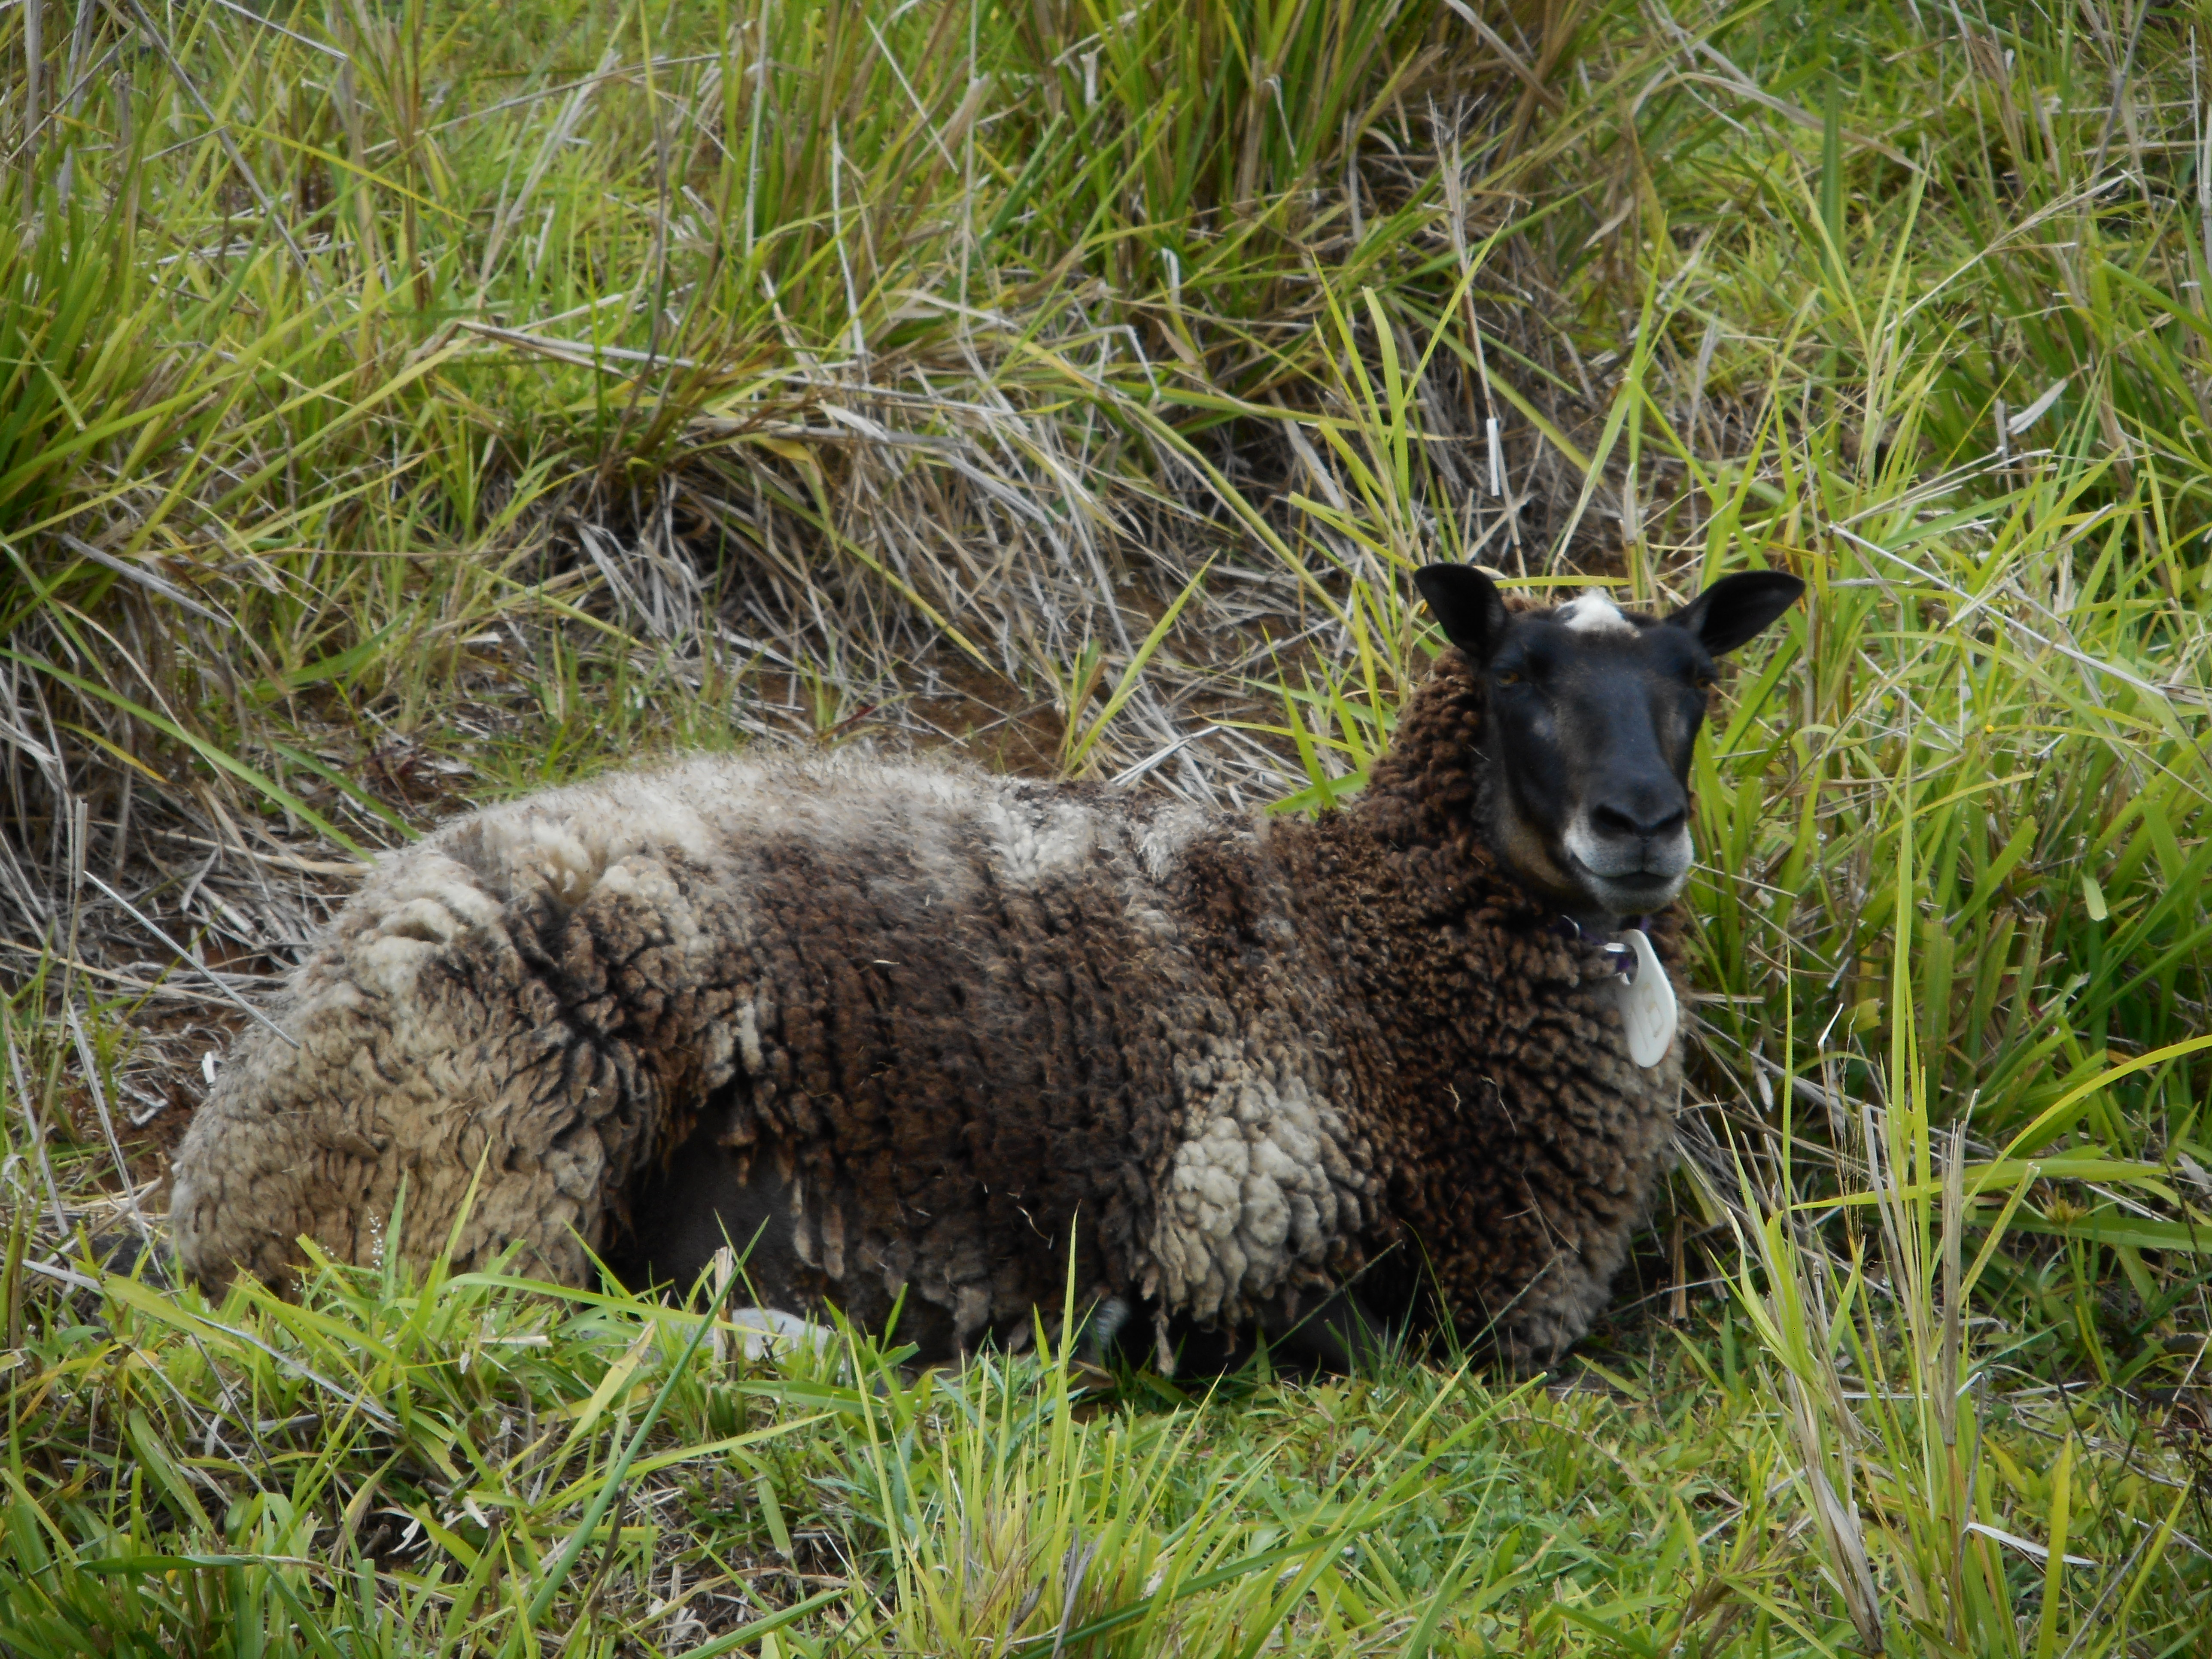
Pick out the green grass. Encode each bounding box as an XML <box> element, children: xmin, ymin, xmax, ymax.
<box><xmin>4</xmin><ymin>0</ymin><xmax>2212</xmax><ymax>1652</ymax></box>
<box><xmin>1</xmin><ymin>1232</ymin><xmax>2201</xmax><ymax>1656</ymax></box>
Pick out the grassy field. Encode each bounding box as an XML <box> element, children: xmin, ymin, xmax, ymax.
<box><xmin>3</xmin><ymin>0</ymin><xmax>2211</xmax><ymax>1652</ymax></box>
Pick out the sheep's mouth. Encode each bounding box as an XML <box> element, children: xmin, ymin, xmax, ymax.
<box><xmin>1559</xmin><ymin>849</ymin><xmax>1689</xmax><ymax>918</ymax></box>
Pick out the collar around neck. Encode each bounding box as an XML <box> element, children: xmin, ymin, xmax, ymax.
<box><xmin>1553</xmin><ymin>914</ymin><xmax>1652</xmax><ymax>979</ymax></box>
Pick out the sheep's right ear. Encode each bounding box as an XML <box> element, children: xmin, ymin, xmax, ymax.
<box><xmin>1415</xmin><ymin>563</ymin><xmax>1510</xmax><ymax>661</ymax></box>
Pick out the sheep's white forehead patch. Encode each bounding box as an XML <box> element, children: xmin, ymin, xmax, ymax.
<box><xmin>1553</xmin><ymin>592</ymin><xmax>1638</xmax><ymax>636</ymax></box>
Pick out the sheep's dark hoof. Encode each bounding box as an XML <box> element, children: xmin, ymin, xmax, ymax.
<box><xmin>1261</xmin><ymin>1287</ymin><xmax>1395</xmax><ymax>1373</ymax></box>
<box><xmin>85</xmin><ymin>1228</ymin><xmax>173</xmax><ymax>1288</ymax></box>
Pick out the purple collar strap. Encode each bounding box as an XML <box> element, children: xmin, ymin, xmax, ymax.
<box><xmin>1553</xmin><ymin>915</ymin><xmax>1652</xmax><ymax>981</ymax></box>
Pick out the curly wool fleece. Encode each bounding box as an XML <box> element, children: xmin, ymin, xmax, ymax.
<box><xmin>171</xmin><ymin>649</ymin><xmax>1682</xmax><ymax>1362</ymax></box>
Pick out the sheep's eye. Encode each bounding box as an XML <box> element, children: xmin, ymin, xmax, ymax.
<box><xmin>1689</xmin><ymin>669</ymin><xmax>1716</xmax><ymax>691</ymax></box>
<box><xmin>1495</xmin><ymin>669</ymin><xmax>1521</xmax><ymax>687</ymax></box>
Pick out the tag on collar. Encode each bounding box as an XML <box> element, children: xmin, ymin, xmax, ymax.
<box><xmin>1619</xmin><ymin>928</ymin><xmax>1676</xmax><ymax>1068</ymax></box>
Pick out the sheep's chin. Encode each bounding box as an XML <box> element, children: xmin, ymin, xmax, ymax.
<box><xmin>1574</xmin><ymin>868</ymin><xmax>1686</xmax><ymax>921</ymax></box>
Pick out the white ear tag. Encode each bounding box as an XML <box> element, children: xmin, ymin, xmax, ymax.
<box><xmin>1620</xmin><ymin>928</ymin><xmax>1677</xmax><ymax>1068</ymax></box>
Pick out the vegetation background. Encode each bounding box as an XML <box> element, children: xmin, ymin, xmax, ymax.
<box><xmin>0</xmin><ymin>0</ymin><xmax>2209</xmax><ymax>1652</ymax></box>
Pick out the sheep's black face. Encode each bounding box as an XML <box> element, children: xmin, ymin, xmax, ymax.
<box><xmin>1415</xmin><ymin>564</ymin><xmax>1805</xmax><ymax>924</ymax></box>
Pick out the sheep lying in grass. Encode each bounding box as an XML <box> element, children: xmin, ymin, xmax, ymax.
<box><xmin>171</xmin><ymin>565</ymin><xmax>1803</xmax><ymax>1366</ymax></box>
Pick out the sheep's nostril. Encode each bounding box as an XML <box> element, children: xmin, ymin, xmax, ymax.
<box><xmin>1590</xmin><ymin>801</ymin><xmax>1687</xmax><ymax>842</ymax></box>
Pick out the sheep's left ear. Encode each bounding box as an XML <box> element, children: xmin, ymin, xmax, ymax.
<box><xmin>1669</xmin><ymin>571</ymin><xmax>1805</xmax><ymax>656</ymax></box>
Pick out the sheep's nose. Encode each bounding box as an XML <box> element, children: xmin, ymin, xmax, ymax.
<box><xmin>1589</xmin><ymin>796</ymin><xmax>1686</xmax><ymax>842</ymax></box>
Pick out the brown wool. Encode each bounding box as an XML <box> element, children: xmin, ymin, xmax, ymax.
<box><xmin>171</xmin><ymin>650</ymin><xmax>1682</xmax><ymax>1364</ymax></box>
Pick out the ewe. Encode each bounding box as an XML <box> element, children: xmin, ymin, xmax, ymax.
<box><xmin>172</xmin><ymin>564</ymin><xmax>1803</xmax><ymax>1366</ymax></box>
